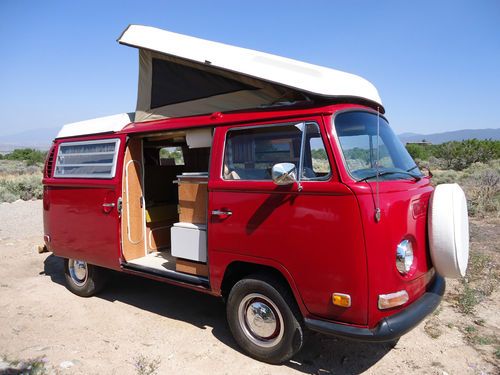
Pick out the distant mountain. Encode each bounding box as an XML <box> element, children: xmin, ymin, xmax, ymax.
<box><xmin>0</xmin><ymin>127</ymin><xmax>59</xmax><ymax>152</ymax></box>
<box><xmin>399</xmin><ymin>128</ymin><xmax>500</xmax><ymax>144</ymax></box>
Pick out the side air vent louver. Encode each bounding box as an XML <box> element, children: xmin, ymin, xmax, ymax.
<box><xmin>45</xmin><ymin>146</ymin><xmax>56</xmax><ymax>178</ymax></box>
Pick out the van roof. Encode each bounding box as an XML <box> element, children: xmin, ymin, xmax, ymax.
<box><xmin>119</xmin><ymin>25</ymin><xmax>383</xmax><ymax>123</ymax></box>
<box><xmin>57</xmin><ymin>25</ymin><xmax>383</xmax><ymax>139</ymax></box>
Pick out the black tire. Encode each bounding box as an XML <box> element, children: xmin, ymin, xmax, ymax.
<box><xmin>63</xmin><ymin>258</ymin><xmax>107</xmax><ymax>297</ymax></box>
<box><xmin>226</xmin><ymin>274</ymin><xmax>304</xmax><ymax>364</ymax></box>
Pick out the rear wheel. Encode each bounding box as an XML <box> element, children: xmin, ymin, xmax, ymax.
<box><xmin>64</xmin><ymin>258</ymin><xmax>107</xmax><ymax>297</ymax></box>
<box><xmin>226</xmin><ymin>274</ymin><xmax>304</xmax><ymax>364</ymax></box>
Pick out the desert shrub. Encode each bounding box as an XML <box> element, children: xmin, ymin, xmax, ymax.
<box><xmin>433</xmin><ymin>139</ymin><xmax>499</xmax><ymax>170</ymax></box>
<box><xmin>0</xmin><ymin>174</ymin><xmax>43</xmax><ymax>201</ymax></box>
<box><xmin>4</xmin><ymin>148</ymin><xmax>47</xmax><ymax>166</ymax></box>
<box><xmin>406</xmin><ymin>139</ymin><xmax>500</xmax><ymax>171</ymax></box>
<box><xmin>0</xmin><ymin>160</ymin><xmax>43</xmax><ymax>176</ymax></box>
<box><xmin>406</xmin><ymin>143</ymin><xmax>432</xmax><ymax>161</ymax></box>
<box><xmin>311</xmin><ymin>148</ymin><xmax>327</xmax><ymax>160</ymax></box>
<box><xmin>430</xmin><ymin>160</ymin><xmax>500</xmax><ymax>217</ymax></box>
<box><xmin>457</xmin><ymin>282</ymin><xmax>477</xmax><ymax>314</ymax></box>
<box><xmin>133</xmin><ymin>355</ymin><xmax>161</xmax><ymax>375</ymax></box>
<box><xmin>462</xmin><ymin>167</ymin><xmax>500</xmax><ymax>217</ymax></box>
<box><xmin>0</xmin><ymin>187</ymin><xmax>18</xmax><ymax>202</ymax></box>
<box><xmin>0</xmin><ymin>355</ymin><xmax>48</xmax><ymax>375</ymax></box>
<box><xmin>430</xmin><ymin>169</ymin><xmax>462</xmax><ymax>185</ymax></box>
<box><xmin>159</xmin><ymin>147</ymin><xmax>183</xmax><ymax>165</ymax></box>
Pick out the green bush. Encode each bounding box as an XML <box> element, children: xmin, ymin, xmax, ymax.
<box><xmin>4</xmin><ymin>148</ymin><xmax>47</xmax><ymax>166</ymax></box>
<box><xmin>405</xmin><ymin>139</ymin><xmax>500</xmax><ymax>171</ymax></box>
<box><xmin>159</xmin><ymin>147</ymin><xmax>184</xmax><ymax>165</ymax></box>
<box><xmin>433</xmin><ymin>139</ymin><xmax>499</xmax><ymax>170</ymax></box>
<box><xmin>406</xmin><ymin>143</ymin><xmax>432</xmax><ymax>161</ymax></box>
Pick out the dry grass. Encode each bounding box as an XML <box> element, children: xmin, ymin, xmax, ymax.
<box><xmin>442</xmin><ymin>216</ymin><xmax>500</xmax><ymax>367</ymax></box>
<box><xmin>0</xmin><ymin>354</ymin><xmax>48</xmax><ymax>374</ymax></box>
<box><xmin>133</xmin><ymin>354</ymin><xmax>161</xmax><ymax>375</ymax></box>
<box><xmin>424</xmin><ymin>317</ymin><xmax>443</xmax><ymax>339</ymax></box>
<box><xmin>0</xmin><ymin>160</ymin><xmax>43</xmax><ymax>202</ymax></box>
<box><xmin>432</xmin><ymin>159</ymin><xmax>500</xmax><ymax>218</ymax></box>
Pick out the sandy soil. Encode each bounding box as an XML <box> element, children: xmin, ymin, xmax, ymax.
<box><xmin>0</xmin><ymin>200</ymin><xmax>498</xmax><ymax>374</ymax></box>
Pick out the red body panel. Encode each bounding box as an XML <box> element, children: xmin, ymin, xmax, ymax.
<box><xmin>324</xmin><ymin>113</ymin><xmax>435</xmax><ymax>327</ymax></box>
<box><xmin>43</xmin><ymin>103</ymin><xmax>435</xmax><ymax>331</ymax></box>
<box><xmin>348</xmin><ymin>181</ymin><xmax>434</xmax><ymax>327</ymax></box>
<box><xmin>43</xmin><ymin>134</ymin><xmax>126</xmax><ymax>270</ymax></box>
<box><xmin>207</xmin><ymin>119</ymin><xmax>368</xmax><ymax>324</ymax></box>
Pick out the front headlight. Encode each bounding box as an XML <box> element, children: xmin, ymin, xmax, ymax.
<box><xmin>396</xmin><ymin>239</ymin><xmax>414</xmax><ymax>275</ymax></box>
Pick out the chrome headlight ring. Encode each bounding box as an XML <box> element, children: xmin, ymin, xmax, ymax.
<box><xmin>396</xmin><ymin>239</ymin><xmax>414</xmax><ymax>275</ymax></box>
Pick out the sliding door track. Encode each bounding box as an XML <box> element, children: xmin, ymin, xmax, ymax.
<box><xmin>122</xmin><ymin>262</ymin><xmax>209</xmax><ymax>288</ymax></box>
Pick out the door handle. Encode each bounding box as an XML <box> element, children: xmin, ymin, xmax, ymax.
<box><xmin>212</xmin><ymin>209</ymin><xmax>232</xmax><ymax>216</ymax></box>
<box><xmin>102</xmin><ymin>202</ymin><xmax>115</xmax><ymax>214</ymax></box>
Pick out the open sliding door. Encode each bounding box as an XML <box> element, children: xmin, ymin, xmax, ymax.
<box><xmin>121</xmin><ymin>138</ymin><xmax>146</xmax><ymax>261</ymax></box>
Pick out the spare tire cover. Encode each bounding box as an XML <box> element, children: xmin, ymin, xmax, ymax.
<box><xmin>428</xmin><ymin>183</ymin><xmax>469</xmax><ymax>278</ymax></box>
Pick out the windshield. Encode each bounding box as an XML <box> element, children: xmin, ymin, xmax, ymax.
<box><xmin>334</xmin><ymin>111</ymin><xmax>421</xmax><ymax>181</ymax></box>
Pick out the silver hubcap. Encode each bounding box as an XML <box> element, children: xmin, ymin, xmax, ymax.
<box><xmin>238</xmin><ymin>293</ymin><xmax>284</xmax><ymax>348</ymax></box>
<box><xmin>68</xmin><ymin>259</ymin><xmax>88</xmax><ymax>287</ymax></box>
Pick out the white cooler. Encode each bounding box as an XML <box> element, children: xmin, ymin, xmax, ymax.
<box><xmin>171</xmin><ymin>222</ymin><xmax>207</xmax><ymax>262</ymax></box>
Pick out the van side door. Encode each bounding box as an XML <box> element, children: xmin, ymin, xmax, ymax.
<box><xmin>43</xmin><ymin>136</ymin><xmax>125</xmax><ymax>270</ymax></box>
<box><xmin>207</xmin><ymin>118</ymin><xmax>369</xmax><ymax>325</ymax></box>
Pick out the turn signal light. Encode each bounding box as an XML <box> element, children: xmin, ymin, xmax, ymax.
<box><xmin>332</xmin><ymin>293</ymin><xmax>351</xmax><ymax>308</ymax></box>
<box><xmin>378</xmin><ymin>290</ymin><xmax>409</xmax><ymax>310</ymax></box>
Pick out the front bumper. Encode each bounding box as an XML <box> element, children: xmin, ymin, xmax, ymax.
<box><xmin>305</xmin><ymin>274</ymin><xmax>445</xmax><ymax>342</ymax></box>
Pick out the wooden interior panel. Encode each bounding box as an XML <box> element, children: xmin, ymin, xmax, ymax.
<box><xmin>178</xmin><ymin>182</ymin><xmax>208</xmax><ymax>224</ymax></box>
<box><xmin>121</xmin><ymin>138</ymin><xmax>146</xmax><ymax>261</ymax></box>
<box><xmin>147</xmin><ymin>219</ymin><xmax>177</xmax><ymax>252</ymax></box>
<box><xmin>176</xmin><ymin>258</ymin><xmax>209</xmax><ymax>277</ymax></box>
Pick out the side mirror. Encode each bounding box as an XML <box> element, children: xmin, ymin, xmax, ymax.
<box><xmin>271</xmin><ymin>163</ymin><xmax>297</xmax><ymax>185</ymax></box>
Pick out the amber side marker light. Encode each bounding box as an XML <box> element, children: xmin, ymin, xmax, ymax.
<box><xmin>378</xmin><ymin>290</ymin><xmax>409</xmax><ymax>310</ymax></box>
<box><xmin>332</xmin><ymin>293</ymin><xmax>351</xmax><ymax>307</ymax></box>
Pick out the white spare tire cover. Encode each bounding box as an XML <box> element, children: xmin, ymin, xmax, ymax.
<box><xmin>428</xmin><ymin>183</ymin><xmax>469</xmax><ymax>278</ymax></box>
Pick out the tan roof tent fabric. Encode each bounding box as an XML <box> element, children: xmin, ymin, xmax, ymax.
<box><xmin>134</xmin><ymin>50</ymin><xmax>299</xmax><ymax>122</ymax></box>
<box><xmin>118</xmin><ymin>25</ymin><xmax>384</xmax><ymax>123</ymax></box>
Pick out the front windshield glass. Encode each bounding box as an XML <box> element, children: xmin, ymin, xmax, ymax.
<box><xmin>334</xmin><ymin>111</ymin><xmax>421</xmax><ymax>181</ymax></box>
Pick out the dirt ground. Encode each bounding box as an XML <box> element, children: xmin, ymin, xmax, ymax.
<box><xmin>0</xmin><ymin>200</ymin><xmax>498</xmax><ymax>374</ymax></box>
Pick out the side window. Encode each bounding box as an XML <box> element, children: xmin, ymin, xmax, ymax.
<box><xmin>54</xmin><ymin>139</ymin><xmax>120</xmax><ymax>178</ymax></box>
<box><xmin>224</xmin><ymin>124</ymin><xmax>301</xmax><ymax>180</ymax></box>
<box><xmin>223</xmin><ymin>122</ymin><xmax>331</xmax><ymax>181</ymax></box>
<box><xmin>159</xmin><ymin>146</ymin><xmax>184</xmax><ymax>166</ymax></box>
<box><xmin>303</xmin><ymin>123</ymin><xmax>331</xmax><ymax>180</ymax></box>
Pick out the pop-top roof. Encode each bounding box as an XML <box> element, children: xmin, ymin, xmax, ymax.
<box><xmin>119</xmin><ymin>25</ymin><xmax>383</xmax><ymax>123</ymax></box>
<box><xmin>57</xmin><ymin>25</ymin><xmax>383</xmax><ymax>138</ymax></box>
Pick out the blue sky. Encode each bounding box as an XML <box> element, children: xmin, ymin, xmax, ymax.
<box><xmin>0</xmin><ymin>0</ymin><xmax>499</xmax><ymax>136</ymax></box>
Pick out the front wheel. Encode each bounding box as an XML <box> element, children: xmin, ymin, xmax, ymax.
<box><xmin>64</xmin><ymin>258</ymin><xmax>107</xmax><ymax>297</ymax></box>
<box><xmin>226</xmin><ymin>275</ymin><xmax>304</xmax><ymax>364</ymax></box>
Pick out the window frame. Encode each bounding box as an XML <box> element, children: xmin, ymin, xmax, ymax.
<box><xmin>54</xmin><ymin>138</ymin><xmax>121</xmax><ymax>179</ymax></box>
<box><xmin>301</xmin><ymin>123</ymin><xmax>332</xmax><ymax>182</ymax></box>
<box><xmin>222</xmin><ymin>121</ymin><xmax>332</xmax><ymax>182</ymax></box>
<box><xmin>331</xmin><ymin>109</ymin><xmax>420</xmax><ymax>182</ymax></box>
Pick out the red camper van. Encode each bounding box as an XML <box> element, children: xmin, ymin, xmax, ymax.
<box><xmin>42</xmin><ymin>25</ymin><xmax>470</xmax><ymax>364</ymax></box>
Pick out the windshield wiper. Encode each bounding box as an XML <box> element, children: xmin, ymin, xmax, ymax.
<box><xmin>406</xmin><ymin>165</ymin><xmax>420</xmax><ymax>172</ymax></box>
<box><xmin>358</xmin><ymin>170</ymin><xmax>422</xmax><ymax>182</ymax></box>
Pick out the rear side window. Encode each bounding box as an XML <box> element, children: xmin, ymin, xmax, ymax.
<box><xmin>54</xmin><ymin>139</ymin><xmax>120</xmax><ymax>178</ymax></box>
<box><xmin>223</xmin><ymin>122</ymin><xmax>331</xmax><ymax>181</ymax></box>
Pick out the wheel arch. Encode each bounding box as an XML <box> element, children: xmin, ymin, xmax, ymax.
<box><xmin>219</xmin><ymin>260</ymin><xmax>308</xmax><ymax>317</ymax></box>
